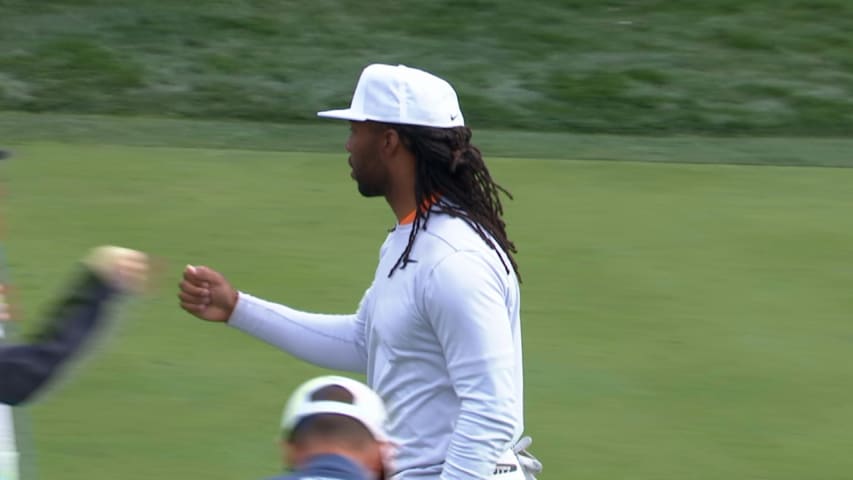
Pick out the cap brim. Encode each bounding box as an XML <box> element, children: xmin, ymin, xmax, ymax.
<box><xmin>317</xmin><ymin>108</ymin><xmax>368</xmax><ymax>121</ymax></box>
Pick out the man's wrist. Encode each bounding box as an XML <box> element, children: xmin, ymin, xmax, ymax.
<box><xmin>225</xmin><ymin>289</ymin><xmax>240</xmax><ymax>323</ymax></box>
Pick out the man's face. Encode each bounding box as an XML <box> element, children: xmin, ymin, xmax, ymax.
<box><xmin>346</xmin><ymin>121</ymin><xmax>388</xmax><ymax>197</ymax></box>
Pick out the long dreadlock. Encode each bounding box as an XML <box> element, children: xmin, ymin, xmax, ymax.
<box><xmin>384</xmin><ymin>123</ymin><xmax>520</xmax><ymax>280</ymax></box>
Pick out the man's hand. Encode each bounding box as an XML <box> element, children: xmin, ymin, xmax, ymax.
<box><xmin>84</xmin><ymin>246</ymin><xmax>149</xmax><ymax>294</ymax></box>
<box><xmin>178</xmin><ymin>265</ymin><xmax>238</xmax><ymax>323</ymax></box>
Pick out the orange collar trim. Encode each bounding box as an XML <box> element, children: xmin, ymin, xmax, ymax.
<box><xmin>399</xmin><ymin>195</ymin><xmax>440</xmax><ymax>225</ymax></box>
<box><xmin>400</xmin><ymin>209</ymin><xmax>417</xmax><ymax>225</ymax></box>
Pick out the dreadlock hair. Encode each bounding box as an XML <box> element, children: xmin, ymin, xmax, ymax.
<box><xmin>383</xmin><ymin>123</ymin><xmax>520</xmax><ymax>280</ymax></box>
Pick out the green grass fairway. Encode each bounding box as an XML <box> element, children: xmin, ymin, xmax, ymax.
<box><xmin>3</xmin><ymin>137</ymin><xmax>853</xmax><ymax>479</ymax></box>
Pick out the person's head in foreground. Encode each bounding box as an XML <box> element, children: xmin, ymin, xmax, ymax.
<box><xmin>276</xmin><ymin>375</ymin><xmax>391</xmax><ymax>480</ymax></box>
<box><xmin>318</xmin><ymin>63</ymin><xmax>519</xmax><ymax>279</ymax></box>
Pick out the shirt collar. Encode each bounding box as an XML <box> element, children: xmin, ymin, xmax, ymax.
<box><xmin>299</xmin><ymin>453</ymin><xmax>372</xmax><ymax>480</ymax></box>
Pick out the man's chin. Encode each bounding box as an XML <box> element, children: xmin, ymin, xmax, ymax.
<box><xmin>357</xmin><ymin>184</ymin><xmax>383</xmax><ymax>198</ymax></box>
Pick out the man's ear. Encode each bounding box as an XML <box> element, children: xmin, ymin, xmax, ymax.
<box><xmin>283</xmin><ymin>440</ymin><xmax>300</xmax><ymax>470</ymax></box>
<box><xmin>377</xmin><ymin>440</ymin><xmax>395</xmax><ymax>480</ymax></box>
<box><xmin>380</xmin><ymin>127</ymin><xmax>400</xmax><ymax>154</ymax></box>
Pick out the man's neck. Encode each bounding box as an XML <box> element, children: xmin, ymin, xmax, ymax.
<box><xmin>294</xmin><ymin>445</ymin><xmax>373</xmax><ymax>473</ymax></box>
<box><xmin>384</xmin><ymin>152</ymin><xmax>417</xmax><ymax>223</ymax></box>
<box><xmin>385</xmin><ymin>180</ymin><xmax>417</xmax><ymax>224</ymax></box>
<box><xmin>290</xmin><ymin>448</ymin><xmax>376</xmax><ymax>480</ymax></box>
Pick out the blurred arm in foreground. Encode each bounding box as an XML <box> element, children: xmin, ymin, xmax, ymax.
<box><xmin>0</xmin><ymin>246</ymin><xmax>148</xmax><ymax>406</ymax></box>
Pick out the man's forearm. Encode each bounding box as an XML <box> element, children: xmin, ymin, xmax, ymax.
<box><xmin>228</xmin><ymin>292</ymin><xmax>367</xmax><ymax>372</ymax></box>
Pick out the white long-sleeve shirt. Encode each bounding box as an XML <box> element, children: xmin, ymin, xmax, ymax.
<box><xmin>229</xmin><ymin>213</ymin><xmax>524</xmax><ymax>479</ymax></box>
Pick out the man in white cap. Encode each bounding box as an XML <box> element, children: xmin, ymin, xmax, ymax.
<box><xmin>178</xmin><ymin>64</ymin><xmax>541</xmax><ymax>479</ymax></box>
<box><xmin>265</xmin><ymin>375</ymin><xmax>392</xmax><ymax>480</ymax></box>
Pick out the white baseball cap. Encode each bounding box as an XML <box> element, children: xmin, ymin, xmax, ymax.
<box><xmin>317</xmin><ymin>63</ymin><xmax>465</xmax><ymax>128</ymax></box>
<box><xmin>281</xmin><ymin>375</ymin><xmax>388</xmax><ymax>442</ymax></box>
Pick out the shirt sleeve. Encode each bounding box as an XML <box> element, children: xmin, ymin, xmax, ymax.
<box><xmin>0</xmin><ymin>268</ymin><xmax>115</xmax><ymax>406</ymax></box>
<box><xmin>228</xmin><ymin>292</ymin><xmax>368</xmax><ymax>373</ymax></box>
<box><xmin>422</xmin><ymin>251</ymin><xmax>519</xmax><ymax>480</ymax></box>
